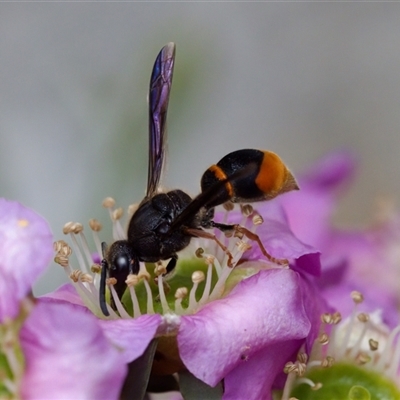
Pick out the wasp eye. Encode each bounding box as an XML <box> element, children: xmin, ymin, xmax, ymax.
<box><xmin>116</xmin><ymin>255</ymin><xmax>129</xmax><ymax>271</ymax></box>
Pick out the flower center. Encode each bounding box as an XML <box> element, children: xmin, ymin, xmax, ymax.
<box><xmin>279</xmin><ymin>291</ymin><xmax>400</xmax><ymax>400</ymax></box>
<box><xmin>53</xmin><ymin>198</ymin><xmax>280</xmax><ymax>319</ymax></box>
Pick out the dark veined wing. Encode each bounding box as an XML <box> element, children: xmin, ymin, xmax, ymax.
<box><xmin>146</xmin><ymin>42</ymin><xmax>176</xmax><ymax>197</ymax></box>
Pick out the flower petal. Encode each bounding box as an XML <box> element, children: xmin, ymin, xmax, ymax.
<box><xmin>0</xmin><ymin>199</ymin><xmax>52</xmax><ymax>322</ymax></box>
<box><xmin>99</xmin><ymin>314</ymin><xmax>162</xmax><ymax>363</ymax></box>
<box><xmin>223</xmin><ymin>340</ymin><xmax>302</xmax><ymax>400</ymax></box>
<box><xmin>178</xmin><ymin>269</ymin><xmax>318</xmax><ymax>387</ymax></box>
<box><xmin>20</xmin><ymin>300</ymin><xmax>126</xmax><ymax>400</ymax></box>
<box><xmin>41</xmin><ymin>283</ymin><xmax>85</xmax><ymax>306</ymax></box>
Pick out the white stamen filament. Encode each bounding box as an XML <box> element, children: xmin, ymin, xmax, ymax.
<box><xmin>337</xmin><ymin>299</ymin><xmax>360</xmax><ymax>359</ymax></box>
<box><xmin>198</xmin><ymin>263</ymin><xmax>213</xmax><ymax>306</ymax></box>
<box><xmin>348</xmin><ymin>317</ymin><xmax>370</xmax><ymax>358</ymax></box>
<box><xmin>109</xmin><ymin>285</ymin><xmax>131</xmax><ymax>319</ymax></box>
<box><xmin>376</xmin><ymin>325</ymin><xmax>400</xmax><ymax>371</ymax></box>
<box><xmin>281</xmin><ymin>372</ymin><xmax>297</xmax><ymax>400</ymax></box>
<box><xmin>129</xmin><ymin>286</ymin><xmax>141</xmax><ymax>317</ymax></box>
<box><xmin>68</xmin><ymin>233</ymin><xmax>89</xmax><ymax>274</ymax></box>
<box><xmin>157</xmin><ymin>275</ymin><xmax>170</xmax><ymax>314</ymax></box>
<box><xmin>143</xmin><ymin>279</ymin><xmax>155</xmax><ymax>314</ymax></box>
<box><xmin>77</xmin><ymin>231</ymin><xmax>95</xmax><ymax>272</ymax></box>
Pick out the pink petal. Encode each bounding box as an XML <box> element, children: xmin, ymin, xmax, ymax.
<box><xmin>178</xmin><ymin>269</ymin><xmax>316</xmax><ymax>387</ymax></box>
<box><xmin>0</xmin><ymin>199</ymin><xmax>53</xmax><ymax>322</ymax></box>
<box><xmin>99</xmin><ymin>314</ymin><xmax>162</xmax><ymax>363</ymax></box>
<box><xmin>41</xmin><ymin>283</ymin><xmax>85</xmax><ymax>306</ymax></box>
<box><xmin>20</xmin><ymin>301</ymin><xmax>126</xmax><ymax>400</ymax></box>
<box><xmin>223</xmin><ymin>340</ymin><xmax>302</xmax><ymax>400</ymax></box>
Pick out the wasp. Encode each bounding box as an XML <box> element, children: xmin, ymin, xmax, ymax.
<box><xmin>100</xmin><ymin>43</ymin><xmax>298</xmax><ymax>316</ymax></box>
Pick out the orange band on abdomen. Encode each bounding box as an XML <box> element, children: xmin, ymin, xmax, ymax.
<box><xmin>209</xmin><ymin>165</ymin><xmax>234</xmax><ymax>197</ymax></box>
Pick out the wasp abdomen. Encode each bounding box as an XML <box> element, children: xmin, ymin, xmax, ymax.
<box><xmin>201</xmin><ymin>149</ymin><xmax>298</xmax><ymax>208</ymax></box>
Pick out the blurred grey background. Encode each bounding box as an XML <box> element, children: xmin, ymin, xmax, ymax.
<box><xmin>1</xmin><ymin>4</ymin><xmax>400</xmax><ymax>294</ymax></box>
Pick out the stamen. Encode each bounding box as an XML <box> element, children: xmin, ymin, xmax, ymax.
<box><xmin>348</xmin><ymin>313</ymin><xmax>370</xmax><ymax>358</ymax></box>
<box><xmin>63</xmin><ymin>223</ymin><xmax>89</xmax><ymax>274</ymax></box>
<box><xmin>295</xmin><ymin>378</ymin><xmax>322</xmax><ymax>391</ymax></box>
<box><xmin>156</xmin><ymin>274</ymin><xmax>170</xmax><ymax>314</ymax></box>
<box><xmin>139</xmin><ymin>263</ymin><xmax>154</xmax><ymax>314</ymax></box>
<box><xmin>318</xmin><ymin>333</ymin><xmax>329</xmax><ymax>345</ymax></box>
<box><xmin>198</xmin><ymin>263</ymin><xmax>213</xmax><ymax>306</ymax></box>
<box><xmin>108</xmin><ymin>280</ymin><xmax>131</xmax><ymax>319</ymax></box>
<box><xmin>174</xmin><ymin>287</ymin><xmax>188</xmax><ymax>314</ymax></box>
<box><xmin>188</xmin><ymin>271</ymin><xmax>205</xmax><ymax>311</ymax></box>
<box><xmin>376</xmin><ymin>325</ymin><xmax>400</xmax><ymax>371</ymax></box>
<box><xmin>369</xmin><ymin>338</ymin><xmax>379</xmax><ymax>351</ymax></box>
<box><xmin>385</xmin><ymin>325</ymin><xmax>400</xmax><ymax>378</ymax></box>
<box><xmin>240</xmin><ymin>204</ymin><xmax>254</xmax><ymax>217</ymax></box>
<box><xmin>337</xmin><ymin>291</ymin><xmax>364</xmax><ymax>359</ymax></box>
<box><xmin>126</xmin><ymin>274</ymin><xmax>141</xmax><ymax>317</ymax></box>
<box><xmin>88</xmin><ymin>219</ymin><xmax>103</xmax><ymax>258</ymax></box>
<box><xmin>102</xmin><ymin>197</ymin><xmax>125</xmax><ymax>240</ymax></box>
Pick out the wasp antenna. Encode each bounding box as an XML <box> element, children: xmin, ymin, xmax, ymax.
<box><xmin>100</xmin><ymin>242</ymin><xmax>110</xmax><ymax>316</ymax></box>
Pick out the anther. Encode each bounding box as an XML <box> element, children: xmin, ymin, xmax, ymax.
<box><xmin>70</xmin><ymin>270</ymin><xmax>83</xmax><ymax>283</ymax></box>
<box><xmin>72</xmin><ymin>223</ymin><xmax>83</xmax><ymax>234</ymax></box>
<box><xmin>252</xmin><ymin>214</ymin><xmax>264</xmax><ymax>226</ymax></box>
<box><xmin>297</xmin><ymin>352</ymin><xmax>308</xmax><ymax>364</ymax></box>
<box><xmin>91</xmin><ymin>264</ymin><xmax>101</xmax><ymax>274</ymax></box>
<box><xmin>195</xmin><ymin>248</ymin><xmax>204</xmax><ymax>258</ymax></box>
<box><xmin>80</xmin><ymin>273</ymin><xmax>93</xmax><ymax>283</ymax></box>
<box><xmin>175</xmin><ymin>287</ymin><xmax>188</xmax><ymax>299</ymax></box>
<box><xmin>311</xmin><ymin>383</ymin><xmax>323</xmax><ymax>391</ymax></box>
<box><xmin>321</xmin><ymin>356</ymin><xmax>335</xmax><ymax>368</ymax></box>
<box><xmin>240</xmin><ymin>204</ymin><xmax>253</xmax><ymax>217</ymax></box>
<box><xmin>204</xmin><ymin>255</ymin><xmax>215</xmax><ymax>265</ymax></box>
<box><xmin>54</xmin><ymin>255</ymin><xmax>69</xmax><ymax>268</ymax></box>
<box><xmin>357</xmin><ymin>312</ymin><xmax>370</xmax><ymax>323</ymax></box>
<box><xmin>102</xmin><ymin>197</ymin><xmax>116</xmax><ymax>208</ymax></box>
<box><xmin>223</xmin><ymin>201</ymin><xmax>234</xmax><ymax>211</ymax></box>
<box><xmin>351</xmin><ymin>291</ymin><xmax>364</xmax><ymax>304</ymax></box>
<box><xmin>155</xmin><ymin>263</ymin><xmax>167</xmax><ymax>276</ymax></box>
<box><xmin>192</xmin><ymin>271</ymin><xmax>205</xmax><ymax>284</ymax></box>
<box><xmin>53</xmin><ymin>240</ymin><xmax>72</xmax><ymax>257</ymax></box>
<box><xmin>63</xmin><ymin>221</ymin><xmax>75</xmax><ymax>234</ymax></box>
<box><xmin>138</xmin><ymin>270</ymin><xmax>151</xmax><ymax>281</ymax></box>
<box><xmin>112</xmin><ymin>207</ymin><xmax>123</xmax><ymax>221</ymax></box>
<box><xmin>332</xmin><ymin>311</ymin><xmax>342</xmax><ymax>324</ymax></box>
<box><xmin>126</xmin><ymin>274</ymin><xmax>140</xmax><ymax>287</ymax></box>
<box><xmin>236</xmin><ymin>240</ymin><xmax>252</xmax><ymax>252</ymax></box>
<box><xmin>369</xmin><ymin>338</ymin><xmax>379</xmax><ymax>351</ymax></box>
<box><xmin>356</xmin><ymin>352</ymin><xmax>371</xmax><ymax>365</ymax></box>
<box><xmin>106</xmin><ymin>277</ymin><xmax>117</xmax><ymax>286</ymax></box>
<box><xmin>318</xmin><ymin>333</ymin><xmax>329</xmax><ymax>345</ymax></box>
<box><xmin>89</xmin><ymin>219</ymin><xmax>102</xmax><ymax>232</ymax></box>
<box><xmin>321</xmin><ymin>313</ymin><xmax>333</xmax><ymax>324</ymax></box>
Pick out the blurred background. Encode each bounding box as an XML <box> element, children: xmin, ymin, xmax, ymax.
<box><xmin>1</xmin><ymin>3</ymin><xmax>400</xmax><ymax>294</ymax></box>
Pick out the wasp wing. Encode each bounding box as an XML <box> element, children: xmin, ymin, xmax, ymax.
<box><xmin>146</xmin><ymin>42</ymin><xmax>176</xmax><ymax>198</ymax></box>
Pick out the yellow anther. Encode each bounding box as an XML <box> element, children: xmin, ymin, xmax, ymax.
<box><xmin>91</xmin><ymin>264</ymin><xmax>101</xmax><ymax>274</ymax></box>
<box><xmin>175</xmin><ymin>287</ymin><xmax>188</xmax><ymax>299</ymax></box>
<box><xmin>112</xmin><ymin>207</ymin><xmax>123</xmax><ymax>221</ymax></box>
<box><xmin>240</xmin><ymin>204</ymin><xmax>253</xmax><ymax>217</ymax></box>
<box><xmin>192</xmin><ymin>271</ymin><xmax>205</xmax><ymax>284</ymax></box>
<box><xmin>102</xmin><ymin>197</ymin><xmax>116</xmax><ymax>208</ymax></box>
<box><xmin>252</xmin><ymin>214</ymin><xmax>264</xmax><ymax>226</ymax></box>
<box><xmin>369</xmin><ymin>338</ymin><xmax>379</xmax><ymax>351</ymax></box>
<box><xmin>351</xmin><ymin>291</ymin><xmax>364</xmax><ymax>304</ymax></box>
<box><xmin>63</xmin><ymin>221</ymin><xmax>75</xmax><ymax>234</ymax></box>
<box><xmin>195</xmin><ymin>248</ymin><xmax>204</xmax><ymax>258</ymax></box>
<box><xmin>126</xmin><ymin>274</ymin><xmax>140</xmax><ymax>287</ymax></box>
<box><xmin>89</xmin><ymin>219</ymin><xmax>102</xmax><ymax>232</ymax></box>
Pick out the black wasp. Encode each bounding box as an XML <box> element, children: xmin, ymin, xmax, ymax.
<box><xmin>100</xmin><ymin>43</ymin><xmax>298</xmax><ymax>316</ymax></box>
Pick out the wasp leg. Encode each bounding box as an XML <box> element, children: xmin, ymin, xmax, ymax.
<box><xmin>184</xmin><ymin>227</ymin><xmax>234</xmax><ymax>267</ymax></box>
<box><xmin>210</xmin><ymin>222</ymin><xmax>288</xmax><ymax>266</ymax></box>
<box><xmin>100</xmin><ymin>256</ymin><xmax>110</xmax><ymax>316</ymax></box>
